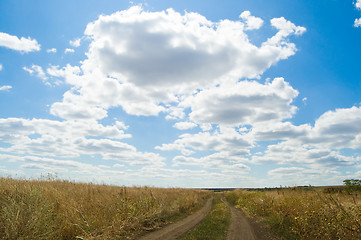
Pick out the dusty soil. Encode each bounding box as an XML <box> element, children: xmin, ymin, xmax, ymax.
<box><xmin>222</xmin><ymin>199</ymin><xmax>277</xmax><ymax>240</ymax></box>
<box><xmin>136</xmin><ymin>197</ymin><xmax>213</xmax><ymax>240</ymax></box>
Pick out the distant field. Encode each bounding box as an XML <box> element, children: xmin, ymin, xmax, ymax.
<box><xmin>0</xmin><ymin>177</ymin><xmax>210</xmax><ymax>240</ymax></box>
<box><xmin>225</xmin><ymin>187</ymin><xmax>361</xmax><ymax>239</ymax></box>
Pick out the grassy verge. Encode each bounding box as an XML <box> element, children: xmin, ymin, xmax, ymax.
<box><xmin>0</xmin><ymin>177</ymin><xmax>211</xmax><ymax>240</ymax></box>
<box><xmin>225</xmin><ymin>188</ymin><xmax>361</xmax><ymax>240</ymax></box>
<box><xmin>179</xmin><ymin>193</ymin><xmax>231</xmax><ymax>240</ymax></box>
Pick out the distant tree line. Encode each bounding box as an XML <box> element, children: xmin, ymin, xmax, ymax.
<box><xmin>343</xmin><ymin>179</ymin><xmax>361</xmax><ymax>192</ymax></box>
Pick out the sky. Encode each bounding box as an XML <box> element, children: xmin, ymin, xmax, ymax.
<box><xmin>1</xmin><ymin>0</ymin><xmax>361</xmax><ymax>188</ymax></box>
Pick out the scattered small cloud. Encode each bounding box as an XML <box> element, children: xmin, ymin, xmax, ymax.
<box><xmin>65</xmin><ymin>48</ymin><xmax>75</xmax><ymax>53</ymax></box>
<box><xmin>173</xmin><ymin>122</ymin><xmax>197</xmax><ymax>130</ymax></box>
<box><xmin>355</xmin><ymin>0</ymin><xmax>361</xmax><ymax>27</ymax></box>
<box><xmin>0</xmin><ymin>64</ymin><xmax>2</xmax><ymax>71</ymax></box>
<box><xmin>23</xmin><ymin>64</ymin><xmax>63</xmax><ymax>86</ymax></box>
<box><xmin>239</xmin><ymin>11</ymin><xmax>264</xmax><ymax>30</ymax></box>
<box><xmin>0</xmin><ymin>32</ymin><xmax>40</xmax><ymax>52</ymax></box>
<box><xmin>23</xmin><ymin>65</ymin><xmax>47</xmax><ymax>81</ymax></box>
<box><xmin>0</xmin><ymin>85</ymin><xmax>12</xmax><ymax>91</ymax></box>
<box><xmin>302</xmin><ymin>97</ymin><xmax>307</xmax><ymax>104</ymax></box>
<box><xmin>355</xmin><ymin>18</ymin><xmax>361</xmax><ymax>27</ymax></box>
<box><xmin>69</xmin><ymin>38</ymin><xmax>81</xmax><ymax>47</ymax></box>
<box><xmin>47</xmin><ymin>48</ymin><xmax>57</xmax><ymax>53</ymax></box>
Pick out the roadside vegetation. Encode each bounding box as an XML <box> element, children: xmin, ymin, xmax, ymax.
<box><xmin>179</xmin><ymin>194</ymin><xmax>231</xmax><ymax>240</ymax></box>
<box><xmin>0</xmin><ymin>177</ymin><xmax>210</xmax><ymax>240</ymax></box>
<box><xmin>225</xmin><ymin>183</ymin><xmax>361</xmax><ymax>240</ymax></box>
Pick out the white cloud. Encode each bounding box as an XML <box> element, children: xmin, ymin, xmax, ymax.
<box><xmin>249</xmin><ymin>105</ymin><xmax>361</xmax><ymax>169</ymax></box>
<box><xmin>355</xmin><ymin>18</ymin><xmax>361</xmax><ymax>27</ymax></box>
<box><xmin>50</xmin><ymin>102</ymin><xmax>108</xmax><ymax>120</ymax></box>
<box><xmin>182</xmin><ymin>78</ymin><xmax>298</xmax><ymax>127</ymax></box>
<box><xmin>267</xmin><ymin>167</ymin><xmax>344</xmax><ymax>186</ymax></box>
<box><xmin>354</xmin><ymin>1</ymin><xmax>361</xmax><ymax>27</ymax></box>
<box><xmin>253</xmin><ymin>141</ymin><xmax>359</xmax><ymax>168</ymax></box>
<box><xmin>23</xmin><ymin>65</ymin><xmax>47</xmax><ymax>80</ymax></box>
<box><xmin>173</xmin><ymin>121</ymin><xmax>197</xmax><ymax>130</ymax></box>
<box><xmin>253</xmin><ymin>122</ymin><xmax>311</xmax><ymax>141</ymax></box>
<box><xmin>49</xmin><ymin>6</ymin><xmax>305</xmax><ymax>120</ymax></box>
<box><xmin>0</xmin><ymin>85</ymin><xmax>12</xmax><ymax>91</ymax></box>
<box><xmin>239</xmin><ymin>11</ymin><xmax>263</xmax><ymax>30</ymax></box>
<box><xmin>173</xmin><ymin>151</ymin><xmax>250</xmax><ymax>170</ymax></box>
<box><xmin>0</xmin><ymin>64</ymin><xmax>2</xmax><ymax>71</ymax></box>
<box><xmin>251</xmin><ymin>105</ymin><xmax>361</xmax><ymax>150</ymax></box>
<box><xmin>69</xmin><ymin>38</ymin><xmax>81</xmax><ymax>47</ymax></box>
<box><xmin>65</xmin><ymin>48</ymin><xmax>75</xmax><ymax>53</ymax></box>
<box><xmin>47</xmin><ymin>48</ymin><xmax>57</xmax><ymax>53</ymax></box>
<box><xmin>0</xmin><ymin>118</ymin><xmax>164</xmax><ymax>167</ymax></box>
<box><xmin>0</xmin><ymin>32</ymin><xmax>41</xmax><ymax>52</ymax></box>
<box><xmin>157</xmin><ymin>126</ymin><xmax>252</xmax><ymax>156</ymax></box>
<box><xmin>356</xmin><ymin>0</ymin><xmax>361</xmax><ymax>9</ymax></box>
<box><xmin>24</xmin><ymin>64</ymin><xmax>66</xmax><ymax>86</ymax></box>
<box><xmin>308</xmin><ymin>106</ymin><xmax>361</xmax><ymax>149</ymax></box>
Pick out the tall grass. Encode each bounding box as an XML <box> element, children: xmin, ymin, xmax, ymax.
<box><xmin>225</xmin><ymin>188</ymin><xmax>361</xmax><ymax>239</ymax></box>
<box><xmin>0</xmin><ymin>177</ymin><xmax>210</xmax><ymax>240</ymax></box>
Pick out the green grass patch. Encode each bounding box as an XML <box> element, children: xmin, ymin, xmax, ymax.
<box><xmin>179</xmin><ymin>194</ymin><xmax>231</xmax><ymax>240</ymax></box>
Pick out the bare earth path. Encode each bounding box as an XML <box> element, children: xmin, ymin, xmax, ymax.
<box><xmin>137</xmin><ymin>197</ymin><xmax>213</xmax><ymax>240</ymax></box>
<box><xmin>222</xmin><ymin>199</ymin><xmax>276</xmax><ymax>240</ymax></box>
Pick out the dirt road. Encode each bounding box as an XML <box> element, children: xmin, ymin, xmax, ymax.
<box><xmin>137</xmin><ymin>197</ymin><xmax>213</xmax><ymax>240</ymax></box>
<box><xmin>222</xmin><ymin>199</ymin><xmax>276</xmax><ymax>240</ymax></box>
<box><xmin>222</xmin><ymin>199</ymin><xmax>256</xmax><ymax>240</ymax></box>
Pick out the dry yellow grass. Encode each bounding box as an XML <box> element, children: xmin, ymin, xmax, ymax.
<box><xmin>225</xmin><ymin>187</ymin><xmax>361</xmax><ymax>240</ymax></box>
<box><xmin>0</xmin><ymin>177</ymin><xmax>210</xmax><ymax>240</ymax></box>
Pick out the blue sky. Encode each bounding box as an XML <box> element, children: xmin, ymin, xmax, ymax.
<box><xmin>1</xmin><ymin>0</ymin><xmax>361</xmax><ymax>187</ymax></box>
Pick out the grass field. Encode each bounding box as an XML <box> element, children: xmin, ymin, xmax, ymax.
<box><xmin>0</xmin><ymin>177</ymin><xmax>210</xmax><ymax>240</ymax></box>
<box><xmin>225</xmin><ymin>187</ymin><xmax>361</xmax><ymax>240</ymax></box>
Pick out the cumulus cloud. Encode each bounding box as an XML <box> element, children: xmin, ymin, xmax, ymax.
<box><xmin>239</xmin><ymin>11</ymin><xmax>263</xmax><ymax>30</ymax></box>
<box><xmin>65</xmin><ymin>48</ymin><xmax>75</xmax><ymax>53</ymax></box>
<box><xmin>0</xmin><ymin>32</ymin><xmax>41</xmax><ymax>52</ymax></box>
<box><xmin>23</xmin><ymin>65</ymin><xmax>47</xmax><ymax>81</ymax></box>
<box><xmin>267</xmin><ymin>167</ymin><xmax>340</xmax><ymax>185</ymax></box>
<box><xmin>47</xmin><ymin>48</ymin><xmax>57</xmax><ymax>53</ymax></box>
<box><xmin>253</xmin><ymin>140</ymin><xmax>359</xmax><ymax>168</ymax></box>
<box><xmin>69</xmin><ymin>38</ymin><xmax>81</xmax><ymax>47</ymax></box>
<box><xmin>49</xmin><ymin>6</ymin><xmax>305</xmax><ymax>120</ymax></box>
<box><xmin>0</xmin><ymin>118</ymin><xmax>164</xmax><ymax>167</ymax></box>
<box><xmin>0</xmin><ymin>85</ymin><xmax>12</xmax><ymax>91</ymax></box>
<box><xmin>249</xmin><ymin>105</ymin><xmax>361</xmax><ymax>170</ymax></box>
<box><xmin>156</xmin><ymin>126</ymin><xmax>252</xmax><ymax>156</ymax></box>
<box><xmin>182</xmin><ymin>78</ymin><xmax>298</xmax><ymax>127</ymax></box>
<box><xmin>307</xmin><ymin>106</ymin><xmax>361</xmax><ymax>149</ymax></box>
<box><xmin>253</xmin><ymin>121</ymin><xmax>311</xmax><ymax>141</ymax></box>
<box><xmin>354</xmin><ymin>0</ymin><xmax>361</xmax><ymax>27</ymax></box>
<box><xmin>0</xmin><ymin>64</ymin><xmax>2</xmax><ymax>71</ymax></box>
<box><xmin>266</xmin><ymin>17</ymin><xmax>306</xmax><ymax>45</ymax></box>
<box><xmin>173</xmin><ymin>151</ymin><xmax>250</xmax><ymax>170</ymax></box>
<box><xmin>23</xmin><ymin>64</ymin><xmax>66</xmax><ymax>86</ymax></box>
<box><xmin>173</xmin><ymin>121</ymin><xmax>197</xmax><ymax>130</ymax></box>
<box><xmin>355</xmin><ymin>18</ymin><xmax>361</xmax><ymax>27</ymax></box>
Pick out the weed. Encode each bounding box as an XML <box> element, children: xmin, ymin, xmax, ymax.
<box><xmin>0</xmin><ymin>177</ymin><xmax>210</xmax><ymax>239</ymax></box>
<box><xmin>225</xmin><ymin>188</ymin><xmax>361</xmax><ymax>240</ymax></box>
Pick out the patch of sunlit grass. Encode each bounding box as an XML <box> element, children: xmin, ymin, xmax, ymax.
<box><xmin>225</xmin><ymin>188</ymin><xmax>361</xmax><ymax>239</ymax></box>
<box><xmin>0</xmin><ymin>177</ymin><xmax>210</xmax><ymax>240</ymax></box>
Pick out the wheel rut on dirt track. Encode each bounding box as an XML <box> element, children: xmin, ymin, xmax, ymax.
<box><xmin>222</xmin><ymin>198</ymin><xmax>257</xmax><ymax>240</ymax></box>
<box><xmin>137</xmin><ymin>197</ymin><xmax>213</xmax><ymax>240</ymax></box>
